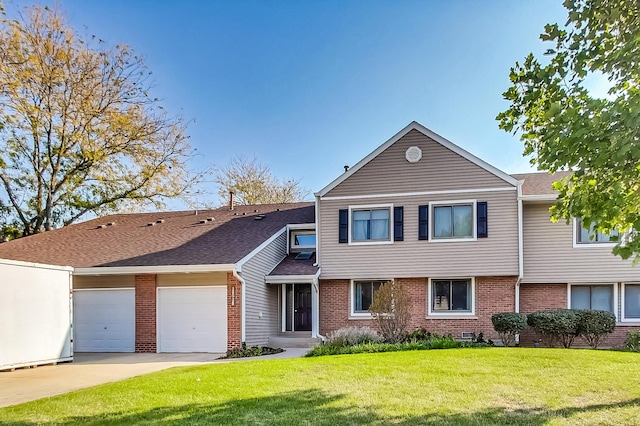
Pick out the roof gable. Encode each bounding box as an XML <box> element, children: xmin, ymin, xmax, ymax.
<box><xmin>316</xmin><ymin>121</ymin><xmax>519</xmax><ymax>198</ymax></box>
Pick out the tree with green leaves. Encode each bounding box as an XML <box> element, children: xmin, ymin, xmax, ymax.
<box><xmin>498</xmin><ymin>0</ymin><xmax>640</xmax><ymax>260</ymax></box>
<box><xmin>0</xmin><ymin>5</ymin><xmax>201</xmax><ymax>238</ymax></box>
<box><xmin>215</xmin><ymin>156</ymin><xmax>308</xmax><ymax>205</ymax></box>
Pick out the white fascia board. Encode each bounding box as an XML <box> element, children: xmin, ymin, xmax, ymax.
<box><xmin>73</xmin><ymin>264</ymin><xmax>236</xmax><ymax>276</ymax></box>
<box><xmin>520</xmin><ymin>194</ymin><xmax>559</xmax><ymax>202</ymax></box>
<box><xmin>315</xmin><ymin>121</ymin><xmax>519</xmax><ymax>197</ymax></box>
<box><xmin>0</xmin><ymin>258</ymin><xmax>73</xmax><ymax>272</ymax></box>
<box><xmin>236</xmin><ymin>226</ymin><xmax>287</xmax><ymax>272</ymax></box>
<box><xmin>265</xmin><ymin>275</ymin><xmax>317</xmax><ymax>284</ymax></box>
<box><xmin>287</xmin><ymin>223</ymin><xmax>316</xmax><ymax>230</ymax></box>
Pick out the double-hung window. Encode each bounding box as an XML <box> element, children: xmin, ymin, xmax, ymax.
<box><xmin>431</xmin><ymin>202</ymin><xmax>475</xmax><ymax>241</ymax></box>
<box><xmin>575</xmin><ymin>219</ymin><xmax>618</xmax><ymax>245</ymax></box>
<box><xmin>352</xmin><ymin>207</ymin><xmax>390</xmax><ymax>242</ymax></box>
<box><xmin>570</xmin><ymin>285</ymin><xmax>614</xmax><ymax>313</ymax></box>
<box><xmin>429</xmin><ymin>278</ymin><xmax>474</xmax><ymax>315</ymax></box>
<box><xmin>351</xmin><ymin>280</ymin><xmax>387</xmax><ymax>315</ymax></box>
<box><xmin>622</xmin><ymin>283</ymin><xmax>640</xmax><ymax>321</ymax></box>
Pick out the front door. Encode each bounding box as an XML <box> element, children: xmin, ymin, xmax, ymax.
<box><xmin>294</xmin><ymin>284</ymin><xmax>312</xmax><ymax>331</ymax></box>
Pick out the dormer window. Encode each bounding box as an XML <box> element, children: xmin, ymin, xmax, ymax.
<box><xmin>291</xmin><ymin>231</ymin><xmax>316</xmax><ymax>251</ymax></box>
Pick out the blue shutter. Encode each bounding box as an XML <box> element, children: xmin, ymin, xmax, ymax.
<box><xmin>394</xmin><ymin>206</ymin><xmax>404</xmax><ymax>241</ymax></box>
<box><xmin>338</xmin><ymin>209</ymin><xmax>348</xmax><ymax>243</ymax></box>
<box><xmin>418</xmin><ymin>205</ymin><xmax>429</xmax><ymax>240</ymax></box>
<box><xmin>477</xmin><ymin>201</ymin><xmax>488</xmax><ymax>238</ymax></box>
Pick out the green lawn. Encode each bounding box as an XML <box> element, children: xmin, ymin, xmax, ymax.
<box><xmin>1</xmin><ymin>348</ymin><xmax>640</xmax><ymax>425</ymax></box>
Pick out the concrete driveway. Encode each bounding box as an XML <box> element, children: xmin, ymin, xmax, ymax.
<box><xmin>0</xmin><ymin>349</ymin><xmax>307</xmax><ymax>408</ymax></box>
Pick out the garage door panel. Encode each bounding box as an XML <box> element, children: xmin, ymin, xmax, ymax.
<box><xmin>158</xmin><ymin>287</ymin><xmax>227</xmax><ymax>353</ymax></box>
<box><xmin>73</xmin><ymin>289</ymin><xmax>135</xmax><ymax>352</ymax></box>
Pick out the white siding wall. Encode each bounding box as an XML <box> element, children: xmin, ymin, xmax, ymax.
<box><xmin>242</xmin><ymin>230</ymin><xmax>288</xmax><ymax>346</ymax></box>
<box><xmin>522</xmin><ymin>203</ymin><xmax>638</xmax><ymax>283</ymax></box>
<box><xmin>319</xmin><ymin>190</ymin><xmax>519</xmax><ymax>279</ymax></box>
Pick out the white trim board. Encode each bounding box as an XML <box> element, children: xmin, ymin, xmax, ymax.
<box><xmin>315</xmin><ymin>121</ymin><xmax>519</xmax><ymax>197</ymax></box>
<box><xmin>74</xmin><ymin>264</ymin><xmax>236</xmax><ymax>276</ymax></box>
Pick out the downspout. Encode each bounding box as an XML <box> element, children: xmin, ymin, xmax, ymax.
<box><xmin>516</xmin><ymin>180</ymin><xmax>524</xmax><ymax>313</ymax></box>
<box><xmin>312</xmin><ymin>269</ymin><xmax>326</xmax><ymax>343</ymax></box>
<box><xmin>232</xmin><ymin>268</ymin><xmax>246</xmax><ymax>344</ymax></box>
<box><xmin>515</xmin><ymin>181</ymin><xmax>524</xmax><ymax>345</ymax></box>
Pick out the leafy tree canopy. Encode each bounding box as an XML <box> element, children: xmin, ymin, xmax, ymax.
<box><xmin>497</xmin><ymin>0</ymin><xmax>640</xmax><ymax>260</ymax></box>
<box><xmin>0</xmin><ymin>5</ymin><xmax>201</xmax><ymax>238</ymax></box>
<box><xmin>215</xmin><ymin>156</ymin><xmax>308</xmax><ymax>205</ymax></box>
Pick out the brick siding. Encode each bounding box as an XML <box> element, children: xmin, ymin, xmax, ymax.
<box><xmin>319</xmin><ymin>276</ymin><xmax>517</xmax><ymax>341</ymax></box>
<box><xmin>227</xmin><ymin>272</ymin><xmax>242</xmax><ymax>350</ymax></box>
<box><xmin>519</xmin><ymin>283</ymin><xmax>640</xmax><ymax>348</ymax></box>
<box><xmin>135</xmin><ymin>274</ymin><xmax>157</xmax><ymax>353</ymax></box>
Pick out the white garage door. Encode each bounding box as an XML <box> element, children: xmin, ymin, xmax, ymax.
<box><xmin>73</xmin><ymin>289</ymin><xmax>135</xmax><ymax>352</ymax></box>
<box><xmin>158</xmin><ymin>286</ymin><xmax>227</xmax><ymax>353</ymax></box>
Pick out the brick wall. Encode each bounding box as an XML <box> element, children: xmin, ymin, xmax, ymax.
<box><xmin>227</xmin><ymin>272</ymin><xmax>242</xmax><ymax>350</ymax></box>
<box><xmin>519</xmin><ymin>283</ymin><xmax>640</xmax><ymax>348</ymax></box>
<box><xmin>135</xmin><ymin>274</ymin><xmax>157</xmax><ymax>353</ymax></box>
<box><xmin>319</xmin><ymin>276</ymin><xmax>517</xmax><ymax>341</ymax></box>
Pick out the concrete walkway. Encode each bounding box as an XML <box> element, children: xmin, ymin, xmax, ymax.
<box><xmin>0</xmin><ymin>348</ymin><xmax>308</xmax><ymax>408</ymax></box>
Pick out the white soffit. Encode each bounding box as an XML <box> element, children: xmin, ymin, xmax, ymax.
<box><xmin>315</xmin><ymin>121</ymin><xmax>520</xmax><ymax>197</ymax></box>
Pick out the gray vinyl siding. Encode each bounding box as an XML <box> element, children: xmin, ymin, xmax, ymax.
<box><xmin>325</xmin><ymin>129</ymin><xmax>512</xmax><ymax>198</ymax></box>
<box><xmin>242</xmin><ymin>230</ymin><xmax>288</xmax><ymax>346</ymax></box>
<box><xmin>522</xmin><ymin>203</ymin><xmax>638</xmax><ymax>283</ymax></box>
<box><xmin>319</xmin><ymin>190</ymin><xmax>519</xmax><ymax>279</ymax></box>
<box><xmin>73</xmin><ymin>275</ymin><xmax>135</xmax><ymax>289</ymax></box>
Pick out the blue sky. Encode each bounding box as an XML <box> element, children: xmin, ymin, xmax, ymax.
<box><xmin>10</xmin><ymin>1</ymin><xmax>568</xmax><ymax>206</ymax></box>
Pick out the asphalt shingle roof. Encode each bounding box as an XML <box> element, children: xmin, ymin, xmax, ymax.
<box><xmin>0</xmin><ymin>203</ymin><xmax>314</xmax><ymax>268</ymax></box>
<box><xmin>511</xmin><ymin>171</ymin><xmax>572</xmax><ymax>196</ymax></box>
<box><xmin>269</xmin><ymin>253</ymin><xmax>318</xmax><ymax>276</ymax></box>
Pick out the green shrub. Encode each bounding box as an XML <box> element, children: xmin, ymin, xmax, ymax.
<box><xmin>408</xmin><ymin>327</ymin><xmax>432</xmax><ymax>342</ymax></box>
<box><xmin>624</xmin><ymin>331</ymin><xmax>640</xmax><ymax>352</ymax></box>
<box><xmin>527</xmin><ymin>309</ymin><xmax>580</xmax><ymax>348</ymax></box>
<box><xmin>491</xmin><ymin>312</ymin><xmax>527</xmax><ymax>347</ymax></box>
<box><xmin>225</xmin><ymin>345</ymin><xmax>283</xmax><ymax>358</ymax></box>
<box><xmin>304</xmin><ymin>334</ymin><xmax>486</xmax><ymax>357</ymax></box>
<box><xmin>326</xmin><ymin>326</ymin><xmax>382</xmax><ymax>348</ymax></box>
<box><xmin>576</xmin><ymin>310</ymin><xmax>616</xmax><ymax>349</ymax></box>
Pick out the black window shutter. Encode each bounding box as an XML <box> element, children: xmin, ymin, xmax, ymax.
<box><xmin>477</xmin><ymin>201</ymin><xmax>488</xmax><ymax>238</ymax></box>
<box><xmin>418</xmin><ymin>205</ymin><xmax>429</xmax><ymax>240</ymax></box>
<box><xmin>394</xmin><ymin>206</ymin><xmax>404</xmax><ymax>241</ymax></box>
<box><xmin>338</xmin><ymin>209</ymin><xmax>348</xmax><ymax>243</ymax></box>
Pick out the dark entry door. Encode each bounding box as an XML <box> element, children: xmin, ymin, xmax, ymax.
<box><xmin>294</xmin><ymin>284</ymin><xmax>312</xmax><ymax>331</ymax></box>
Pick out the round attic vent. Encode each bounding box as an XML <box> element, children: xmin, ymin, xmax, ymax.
<box><xmin>405</xmin><ymin>146</ymin><xmax>422</xmax><ymax>163</ymax></box>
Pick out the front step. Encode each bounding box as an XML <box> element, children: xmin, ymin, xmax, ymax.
<box><xmin>269</xmin><ymin>336</ymin><xmax>322</xmax><ymax>349</ymax></box>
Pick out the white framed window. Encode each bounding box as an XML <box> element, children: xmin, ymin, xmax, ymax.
<box><xmin>349</xmin><ymin>204</ymin><xmax>393</xmax><ymax>244</ymax></box>
<box><xmin>429</xmin><ymin>200</ymin><xmax>476</xmax><ymax>242</ymax></box>
<box><xmin>568</xmin><ymin>284</ymin><xmax>617</xmax><ymax>318</ymax></box>
<box><xmin>573</xmin><ymin>219</ymin><xmax>619</xmax><ymax>248</ymax></box>
<box><xmin>621</xmin><ymin>283</ymin><xmax>640</xmax><ymax>323</ymax></box>
<box><xmin>291</xmin><ymin>231</ymin><xmax>316</xmax><ymax>251</ymax></box>
<box><xmin>350</xmin><ymin>279</ymin><xmax>390</xmax><ymax>317</ymax></box>
<box><xmin>427</xmin><ymin>278</ymin><xmax>475</xmax><ymax>317</ymax></box>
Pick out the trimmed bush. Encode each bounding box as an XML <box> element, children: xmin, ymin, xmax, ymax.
<box><xmin>624</xmin><ymin>331</ymin><xmax>640</xmax><ymax>352</ymax></box>
<box><xmin>491</xmin><ymin>312</ymin><xmax>527</xmax><ymax>347</ymax></box>
<box><xmin>527</xmin><ymin>309</ymin><xmax>580</xmax><ymax>348</ymax></box>
<box><xmin>326</xmin><ymin>326</ymin><xmax>382</xmax><ymax>348</ymax></box>
<box><xmin>225</xmin><ymin>345</ymin><xmax>283</xmax><ymax>358</ymax></box>
<box><xmin>576</xmin><ymin>309</ymin><xmax>616</xmax><ymax>349</ymax></box>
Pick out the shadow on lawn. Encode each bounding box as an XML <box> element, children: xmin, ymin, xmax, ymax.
<box><xmin>4</xmin><ymin>391</ymin><xmax>640</xmax><ymax>425</ymax></box>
